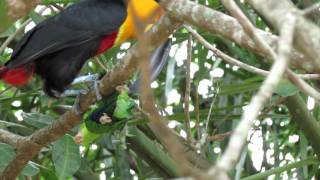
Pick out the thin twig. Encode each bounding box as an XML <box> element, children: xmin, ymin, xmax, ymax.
<box><xmin>286</xmin><ymin>72</ymin><xmax>320</xmax><ymax>103</ymax></box>
<box><xmin>0</xmin><ymin>19</ymin><xmax>32</xmax><ymax>54</ymax></box>
<box><xmin>184</xmin><ymin>35</ymin><xmax>193</xmax><ymax>143</ymax></box>
<box><xmin>187</xmin><ymin>25</ymin><xmax>320</xmax><ymax>103</ymax></box>
<box><xmin>209</xmin><ymin>0</ymin><xmax>296</xmax><ymax>175</ymax></box>
<box><xmin>258</xmin><ymin>97</ymin><xmax>286</xmax><ymax>120</ymax></box>
<box><xmin>0</xmin><ymin>6</ymin><xmax>47</xmax><ymax>54</ymax></box>
<box><xmin>196</xmin><ymin>80</ymin><xmax>219</xmax><ymax>151</ymax></box>
<box><xmin>185</xmin><ymin>25</ymin><xmax>320</xmax><ymax>80</ymax></box>
<box><xmin>194</xmin><ymin>90</ymin><xmax>201</xmax><ymax>141</ymax></box>
<box><xmin>204</xmin><ymin>87</ymin><xmax>219</xmax><ymax>132</ymax></box>
<box><xmin>94</xmin><ymin>57</ymin><xmax>109</xmax><ymax>72</ymax></box>
<box><xmin>302</xmin><ymin>2</ymin><xmax>320</xmax><ymax>16</ymax></box>
<box><xmin>206</xmin><ymin>131</ymin><xmax>232</xmax><ymax>142</ymax></box>
<box><xmin>245</xmin><ymin>0</ymin><xmax>320</xmax><ymax>102</ymax></box>
<box><xmin>0</xmin><ymin>87</ymin><xmax>13</xmax><ymax>96</ymax></box>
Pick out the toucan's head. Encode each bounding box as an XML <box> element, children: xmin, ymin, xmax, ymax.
<box><xmin>114</xmin><ymin>0</ymin><xmax>164</xmax><ymax>45</ymax></box>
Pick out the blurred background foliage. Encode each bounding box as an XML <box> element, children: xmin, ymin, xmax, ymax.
<box><xmin>0</xmin><ymin>0</ymin><xmax>320</xmax><ymax>179</ymax></box>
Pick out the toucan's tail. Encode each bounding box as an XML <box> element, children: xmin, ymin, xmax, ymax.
<box><xmin>0</xmin><ymin>64</ymin><xmax>34</xmax><ymax>86</ymax></box>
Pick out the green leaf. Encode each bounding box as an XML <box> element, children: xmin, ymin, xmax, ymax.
<box><xmin>21</xmin><ymin>162</ymin><xmax>40</xmax><ymax>176</ymax></box>
<box><xmin>0</xmin><ymin>143</ymin><xmax>39</xmax><ymax>176</ymax></box>
<box><xmin>76</xmin><ymin>158</ymin><xmax>99</xmax><ymax>180</ymax></box>
<box><xmin>40</xmin><ymin>166</ymin><xmax>59</xmax><ymax>180</ymax></box>
<box><xmin>22</xmin><ymin>112</ymin><xmax>54</xmax><ymax>129</ymax></box>
<box><xmin>29</xmin><ymin>11</ymin><xmax>46</xmax><ymax>24</ymax></box>
<box><xmin>114</xmin><ymin>144</ymin><xmax>132</xmax><ymax>180</ymax></box>
<box><xmin>0</xmin><ymin>120</ymin><xmax>29</xmax><ymax>129</ymax></box>
<box><xmin>274</xmin><ymin>79</ymin><xmax>299</xmax><ymax>97</ymax></box>
<box><xmin>52</xmin><ymin>135</ymin><xmax>81</xmax><ymax>180</ymax></box>
<box><xmin>241</xmin><ymin>159</ymin><xmax>317</xmax><ymax>180</ymax></box>
<box><xmin>0</xmin><ymin>143</ymin><xmax>16</xmax><ymax>174</ymax></box>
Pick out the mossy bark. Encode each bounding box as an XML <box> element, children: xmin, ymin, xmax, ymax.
<box><xmin>0</xmin><ymin>0</ymin><xmax>12</xmax><ymax>34</ymax></box>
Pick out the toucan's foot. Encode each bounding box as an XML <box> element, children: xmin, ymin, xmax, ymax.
<box><xmin>71</xmin><ymin>74</ymin><xmax>99</xmax><ymax>85</ymax></box>
<box><xmin>71</xmin><ymin>74</ymin><xmax>102</xmax><ymax>100</ymax></box>
<box><xmin>73</xmin><ymin>93</ymin><xmax>84</xmax><ymax>115</ymax></box>
<box><xmin>61</xmin><ymin>89</ymin><xmax>89</xmax><ymax>97</ymax></box>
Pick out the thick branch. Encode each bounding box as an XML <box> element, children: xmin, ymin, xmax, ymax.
<box><xmin>160</xmin><ymin>0</ymin><xmax>317</xmax><ymax>73</ymax></box>
<box><xmin>209</xmin><ymin>0</ymin><xmax>295</xmax><ymax>177</ymax></box>
<box><xmin>186</xmin><ymin>25</ymin><xmax>320</xmax><ymax>80</ymax></box>
<box><xmin>0</xmin><ymin>129</ymin><xmax>27</xmax><ymax>149</ymax></box>
<box><xmin>284</xmin><ymin>94</ymin><xmax>320</xmax><ymax>158</ymax></box>
<box><xmin>248</xmin><ymin>0</ymin><xmax>320</xmax><ymax>72</ymax></box>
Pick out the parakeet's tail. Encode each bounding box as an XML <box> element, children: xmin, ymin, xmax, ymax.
<box><xmin>129</xmin><ymin>39</ymin><xmax>172</xmax><ymax>93</ymax></box>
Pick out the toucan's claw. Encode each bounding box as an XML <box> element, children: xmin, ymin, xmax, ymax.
<box><xmin>71</xmin><ymin>74</ymin><xmax>102</xmax><ymax>100</ymax></box>
<box><xmin>94</xmin><ymin>80</ymin><xmax>102</xmax><ymax>101</ymax></box>
<box><xmin>71</xmin><ymin>81</ymin><xmax>101</xmax><ymax>115</ymax></box>
<box><xmin>73</xmin><ymin>93</ymin><xmax>84</xmax><ymax>115</ymax></box>
<box><xmin>61</xmin><ymin>89</ymin><xmax>89</xmax><ymax>97</ymax></box>
<box><xmin>71</xmin><ymin>74</ymin><xmax>99</xmax><ymax>85</ymax></box>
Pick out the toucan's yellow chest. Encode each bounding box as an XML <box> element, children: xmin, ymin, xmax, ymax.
<box><xmin>114</xmin><ymin>0</ymin><xmax>162</xmax><ymax>46</ymax></box>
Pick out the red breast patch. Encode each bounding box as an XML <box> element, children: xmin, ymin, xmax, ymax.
<box><xmin>96</xmin><ymin>32</ymin><xmax>118</xmax><ymax>55</ymax></box>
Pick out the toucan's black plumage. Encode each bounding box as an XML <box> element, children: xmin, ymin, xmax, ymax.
<box><xmin>1</xmin><ymin>0</ymin><xmax>127</xmax><ymax>97</ymax></box>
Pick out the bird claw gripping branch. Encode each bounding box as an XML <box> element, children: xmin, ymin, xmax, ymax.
<box><xmin>63</xmin><ymin>73</ymin><xmax>102</xmax><ymax>100</ymax></box>
<box><xmin>73</xmin><ymin>92</ymin><xmax>85</xmax><ymax>115</ymax></box>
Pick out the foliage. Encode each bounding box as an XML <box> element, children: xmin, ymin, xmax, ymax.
<box><xmin>0</xmin><ymin>0</ymin><xmax>320</xmax><ymax>179</ymax></box>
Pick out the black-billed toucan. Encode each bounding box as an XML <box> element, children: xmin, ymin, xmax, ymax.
<box><xmin>0</xmin><ymin>0</ymin><xmax>163</xmax><ymax>97</ymax></box>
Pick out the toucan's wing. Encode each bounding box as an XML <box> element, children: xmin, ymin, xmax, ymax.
<box><xmin>8</xmin><ymin>21</ymin><xmax>97</xmax><ymax>68</ymax></box>
<box><xmin>7</xmin><ymin>0</ymin><xmax>127</xmax><ymax>69</ymax></box>
<box><xmin>57</xmin><ymin>0</ymin><xmax>126</xmax><ymax>33</ymax></box>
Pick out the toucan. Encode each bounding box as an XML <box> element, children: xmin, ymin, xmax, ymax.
<box><xmin>0</xmin><ymin>0</ymin><xmax>163</xmax><ymax>97</ymax></box>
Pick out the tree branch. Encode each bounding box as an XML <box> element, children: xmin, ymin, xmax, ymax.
<box><xmin>159</xmin><ymin>0</ymin><xmax>317</xmax><ymax>73</ymax></box>
<box><xmin>248</xmin><ymin>0</ymin><xmax>320</xmax><ymax>72</ymax></box>
<box><xmin>227</xmin><ymin>0</ymin><xmax>320</xmax><ymax>102</ymax></box>
<box><xmin>0</xmin><ymin>129</ymin><xmax>27</xmax><ymax>149</ymax></box>
<box><xmin>284</xmin><ymin>94</ymin><xmax>320</xmax><ymax>158</ymax></box>
<box><xmin>208</xmin><ymin>0</ymin><xmax>296</xmax><ymax>177</ymax></box>
<box><xmin>185</xmin><ymin>25</ymin><xmax>320</xmax><ymax>80</ymax></box>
